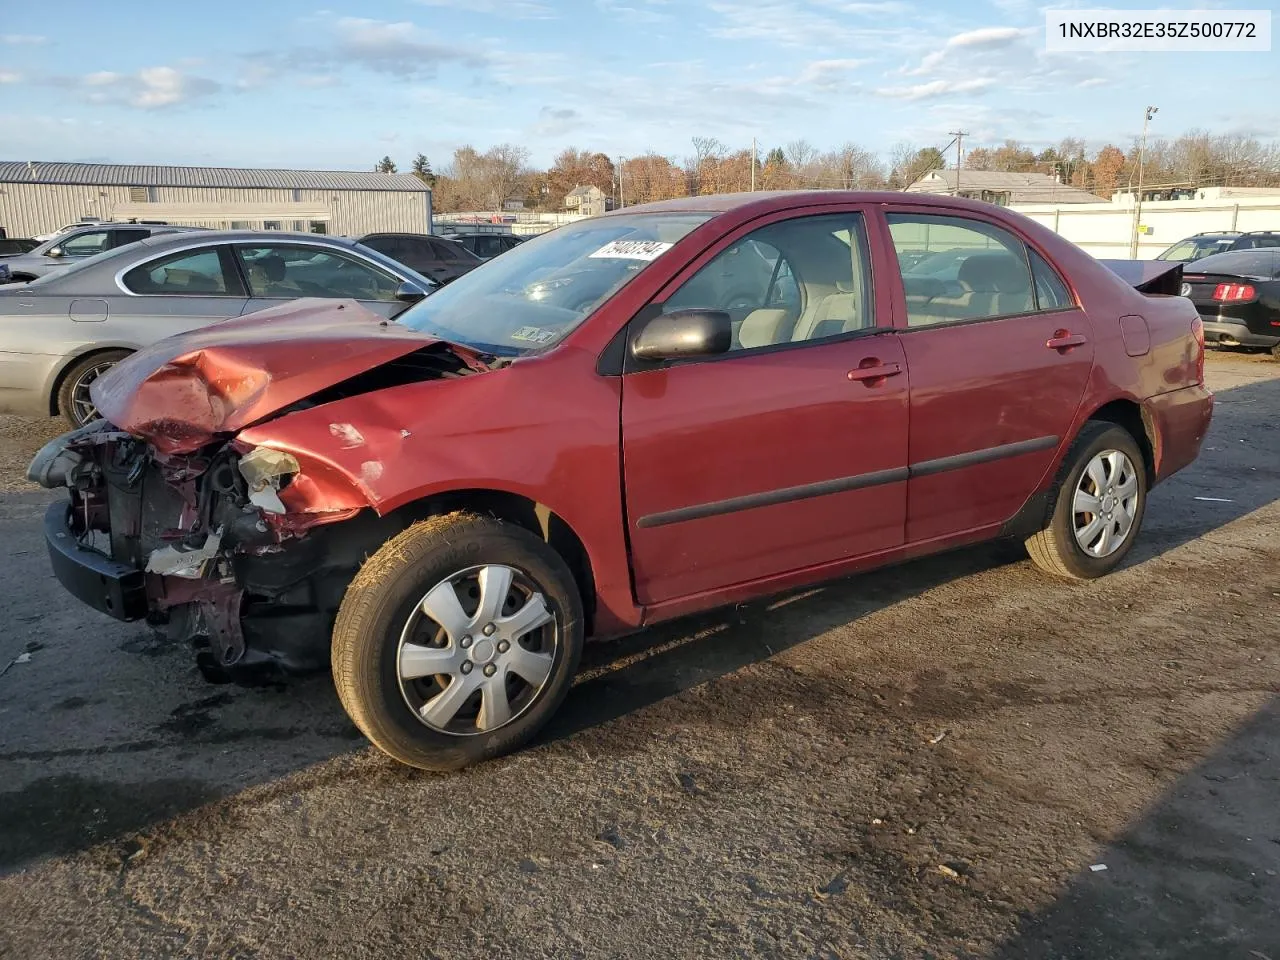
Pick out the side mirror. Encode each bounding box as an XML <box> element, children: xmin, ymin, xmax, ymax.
<box><xmin>46</xmin><ymin>247</ymin><xmax>64</xmax><ymax>259</ymax></box>
<box><xmin>394</xmin><ymin>280</ymin><xmax>429</xmax><ymax>303</ymax></box>
<box><xmin>631</xmin><ymin>308</ymin><xmax>732</xmax><ymax>362</ymax></box>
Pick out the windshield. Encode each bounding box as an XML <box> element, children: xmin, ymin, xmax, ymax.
<box><xmin>396</xmin><ymin>212</ymin><xmax>712</xmax><ymax>355</ymax></box>
<box><xmin>1157</xmin><ymin>237</ymin><xmax>1237</xmax><ymax>261</ymax></box>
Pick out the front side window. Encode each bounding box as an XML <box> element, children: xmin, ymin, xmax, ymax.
<box><xmin>236</xmin><ymin>245</ymin><xmax>400</xmax><ymax>301</ymax></box>
<box><xmin>60</xmin><ymin>231</ymin><xmax>112</xmax><ymax>258</ymax></box>
<box><xmin>661</xmin><ymin>214</ymin><xmax>869</xmax><ymax>351</ymax></box>
<box><xmin>122</xmin><ymin>247</ymin><xmax>232</xmax><ymax>295</ymax></box>
<box><xmin>396</xmin><ymin>212</ymin><xmax>712</xmax><ymax>356</ymax></box>
<box><xmin>888</xmin><ymin>214</ymin><xmax>1036</xmax><ymax>326</ymax></box>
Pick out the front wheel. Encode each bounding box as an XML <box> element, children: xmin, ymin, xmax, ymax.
<box><xmin>332</xmin><ymin>512</ymin><xmax>584</xmax><ymax>771</ymax></box>
<box><xmin>1025</xmin><ymin>423</ymin><xmax>1147</xmax><ymax>580</ymax></box>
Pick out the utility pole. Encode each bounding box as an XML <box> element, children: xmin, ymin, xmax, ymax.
<box><xmin>948</xmin><ymin>130</ymin><xmax>967</xmax><ymax>197</ymax></box>
<box><xmin>751</xmin><ymin>136</ymin><xmax>757</xmax><ymax>192</ymax></box>
<box><xmin>618</xmin><ymin>155</ymin><xmax>625</xmax><ymax>209</ymax></box>
<box><xmin>1130</xmin><ymin>105</ymin><xmax>1158</xmax><ymax>258</ymax></box>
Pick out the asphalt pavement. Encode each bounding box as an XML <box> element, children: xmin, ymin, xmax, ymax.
<box><xmin>0</xmin><ymin>351</ymin><xmax>1277</xmax><ymax>960</ymax></box>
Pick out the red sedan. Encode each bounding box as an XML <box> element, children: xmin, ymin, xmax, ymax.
<box><xmin>31</xmin><ymin>191</ymin><xmax>1213</xmax><ymax>770</ymax></box>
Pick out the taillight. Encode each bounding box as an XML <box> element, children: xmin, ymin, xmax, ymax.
<box><xmin>1191</xmin><ymin>316</ymin><xmax>1205</xmax><ymax>383</ymax></box>
<box><xmin>1212</xmin><ymin>282</ymin><xmax>1256</xmax><ymax>302</ymax></box>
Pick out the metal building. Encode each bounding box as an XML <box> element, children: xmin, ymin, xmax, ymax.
<box><xmin>0</xmin><ymin>161</ymin><xmax>432</xmax><ymax>239</ymax></box>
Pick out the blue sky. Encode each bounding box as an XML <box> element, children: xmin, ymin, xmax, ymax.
<box><xmin>1</xmin><ymin>0</ymin><xmax>1276</xmax><ymax>170</ymax></box>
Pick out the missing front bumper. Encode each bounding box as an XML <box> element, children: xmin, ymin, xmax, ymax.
<box><xmin>42</xmin><ymin>501</ymin><xmax>148</xmax><ymax>621</ymax></box>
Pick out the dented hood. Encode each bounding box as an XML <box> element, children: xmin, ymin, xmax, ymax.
<box><xmin>92</xmin><ymin>298</ymin><xmax>457</xmax><ymax>454</ymax></box>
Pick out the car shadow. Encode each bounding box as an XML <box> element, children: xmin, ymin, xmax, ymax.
<box><xmin>986</xmin><ymin>695</ymin><xmax>1280</xmax><ymax>960</ymax></box>
<box><xmin>1</xmin><ymin>371</ymin><xmax>1277</xmax><ymax>888</ymax></box>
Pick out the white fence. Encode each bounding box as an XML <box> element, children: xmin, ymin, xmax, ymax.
<box><xmin>1011</xmin><ymin>195</ymin><xmax>1280</xmax><ymax>260</ymax></box>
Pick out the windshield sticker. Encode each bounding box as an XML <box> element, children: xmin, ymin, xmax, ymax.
<box><xmin>511</xmin><ymin>326</ymin><xmax>558</xmax><ymax>344</ymax></box>
<box><xmin>588</xmin><ymin>240</ymin><xmax>673</xmax><ymax>261</ymax></box>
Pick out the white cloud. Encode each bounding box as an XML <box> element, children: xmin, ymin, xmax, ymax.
<box><xmin>529</xmin><ymin>106</ymin><xmax>584</xmax><ymax>137</ymax></box>
<box><xmin>905</xmin><ymin>26</ymin><xmax>1030</xmax><ymax>75</ymax></box>
<box><xmin>411</xmin><ymin>0</ymin><xmax>555</xmax><ymax>18</ymax></box>
<box><xmin>1076</xmin><ymin>77</ymin><xmax>1107</xmax><ymax>88</ymax></box>
<box><xmin>596</xmin><ymin>0</ymin><xmax>671</xmax><ymax>24</ymax></box>
<box><xmin>798</xmin><ymin>58</ymin><xmax>869</xmax><ymax>88</ymax></box>
<box><xmin>73</xmin><ymin>66</ymin><xmax>220</xmax><ymax>108</ymax></box>
<box><xmin>0</xmin><ymin>71</ymin><xmax>21</xmax><ymax>84</ymax></box>
<box><xmin>1</xmin><ymin>34</ymin><xmax>46</xmax><ymax>45</ymax></box>
<box><xmin>708</xmin><ymin>0</ymin><xmax>928</xmax><ymax>53</ymax></box>
<box><xmin>874</xmin><ymin>78</ymin><xmax>995</xmax><ymax>100</ymax></box>
<box><xmin>253</xmin><ymin>17</ymin><xmax>486</xmax><ymax>79</ymax></box>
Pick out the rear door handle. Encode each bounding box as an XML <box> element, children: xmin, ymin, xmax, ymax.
<box><xmin>1046</xmin><ymin>331</ymin><xmax>1087</xmax><ymax>350</ymax></box>
<box><xmin>847</xmin><ymin>361</ymin><xmax>902</xmax><ymax>383</ymax></box>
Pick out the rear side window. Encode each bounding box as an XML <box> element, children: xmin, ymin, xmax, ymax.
<box><xmin>111</xmin><ymin>228</ymin><xmax>151</xmax><ymax>248</ymax></box>
<box><xmin>888</xmin><ymin>214</ymin><xmax>1036</xmax><ymax>326</ymax></box>
<box><xmin>123</xmin><ymin>247</ymin><xmax>233</xmax><ymax>295</ymax></box>
<box><xmin>430</xmin><ymin>240</ymin><xmax>465</xmax><ymax>261</ymax></box>
<box><xmin>1029</xmin><ymin>250</ymin><xmax>1073</xmax><ymax>309</ymax></box>
<box><xmin>361</xmin><ymin>235</ymin><xmax>403</xmax><ymax>259</ymax></box>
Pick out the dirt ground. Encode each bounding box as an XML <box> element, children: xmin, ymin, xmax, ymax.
<box><xmin>0</xmin><ymin>351</ymin><xmax>1277</xmax><ymax>960</ymax></box>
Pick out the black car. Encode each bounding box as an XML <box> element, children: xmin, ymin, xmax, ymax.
<box><xmin>448</xmin><ymin>232</ymin><xmax>526</xmax><ymax>260</ymax></box>
<box><xmin>1180</xmin><ymin>248</ymin><xmax>1280</xmax><ymax>357</ymax></box>
<box><xmin>1157</xmin><ymin>230</ymin><xmax>1280</xmax><ymax>262</ymax></box>
<box><xmin>357</xmin><ymin>232</ymin><xmax>481</xmax><ymax>285</ymax></box>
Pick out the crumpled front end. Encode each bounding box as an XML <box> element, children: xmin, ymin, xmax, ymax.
<box><xmin>30</xmin><ymin>419</ymin><xmax>397</xmax><ymax>676</ymax></box>
<box><xmin>30</xmin><ymin>302</ymin><xmax>494</xmax><ymax>677</ymax></box>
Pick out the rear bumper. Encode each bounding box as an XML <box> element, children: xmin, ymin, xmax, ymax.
<box><xmin>43</xmin><ymin>500</ymin><xmax>148</xmax><ymax>621</ymax></box>
<box><xmin>1201</xmin><ymin>318</ymin><xmax>1279</xmax><ymax>348</ymax></box>
<box><xmin>1148</xmin><ymin>384</ymin><xmax>1214</xmax><ymax>484</ymax></box>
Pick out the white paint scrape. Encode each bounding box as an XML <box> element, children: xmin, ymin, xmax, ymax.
<box><xmin>329</xmin><ymin>423</ymin><xmax>365</xmax><ymax>448</ymax></box>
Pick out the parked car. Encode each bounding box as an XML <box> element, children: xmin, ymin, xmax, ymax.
<box><xmin>0</xmin><ymin>237</ymin><xmax>39</xmax><ymax>257</ymax></box>
<box><xmin>1179</xmin><ymin>248</ymin><xmax>1280</xmax><ymax>357</ymax></box>
<box><xmin>0</xmin><ymin>230</ymin><xmax>435</xmax><ymax>426</ymax></box>
<box><xmin>358</xmin><ymin>232</ymin><xmax>482</xmax><ymax>285</ymax></box>
<box><xmin>1155</xmin><ymin>230</ymin><xmax>1280</xmax><ymax>262</ymax></box>
<box><xmin>449</xmin><ymin>232</ymin><xmax>526</xmax><ymax>260</ymax></box>
<box><xmin>0</xmin><ymin>223</ymin><xmax>196</xmax><ymax>284</ymax></box>
<box><xmin>30</xmin><ymin>191</ymin><xmax>1212</xmax><ymax>772</ymax></box>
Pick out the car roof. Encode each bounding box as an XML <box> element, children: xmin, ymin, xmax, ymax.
<box><xmin>135</xmin><ymin>229</ymin><xmax>361</xmax><ymax>249</ymax></box>
<box><xmin>597</xmin><ymin>189</ymin><xmax>1047</xmax><ymax>221</ymax></box>
<box><xmin>1187</xmin><ymin>248</ymin><xmax>1280</xmax><ymax>275</ymax></box>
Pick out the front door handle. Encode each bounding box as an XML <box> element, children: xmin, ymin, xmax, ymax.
<box><xmin>1046</xmin><ymin>331</ymin><xmax>1087</xmax><ymax>350</ymax></box>
<box><xmin>847</xmin><ymin>361</ymin><xmax>902</xmax><ymax>383</ymax></box>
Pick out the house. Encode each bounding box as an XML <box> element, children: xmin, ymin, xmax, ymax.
<box><xmin>907</xmin><ymin>170</ymin><xmax>1107</xmax><ymax>206</ymax></box>
<box><xmin>0</xmin><ymin>160</ymin><xmax>433</xmax><ymax>238</ymax></box>
<box><xmin>564</xmin><ymin>184</ymin><xmax>610</xmax><ymax>217</ymax></box>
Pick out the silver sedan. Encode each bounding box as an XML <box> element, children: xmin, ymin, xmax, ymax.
<box><xmin>0</xmin><ymin>230</ymin><xmax>435</xmax><ymax>425</ymax></box>
<box><xmin>0</xmin><ymin>223</ymin><xmax>195</xmax><ymax>283</ymax></box>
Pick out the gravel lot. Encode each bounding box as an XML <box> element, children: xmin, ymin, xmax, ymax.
<box><xmin>0</xmin><ymin>351</ymin><xmax>1277</xmax><ymax>960</ymax></box>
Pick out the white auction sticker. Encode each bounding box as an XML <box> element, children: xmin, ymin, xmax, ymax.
<box><xmin>1046</xmin><ymin>9</ymin><xmax>1271</xmax><ymax>51</ymax></box>
<box><xmin>588</xmin><ymin>240</ymin><xmax>673</xmax><ymax>261</ymax></box>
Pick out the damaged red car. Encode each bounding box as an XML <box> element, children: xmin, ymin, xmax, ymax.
<box><xmin>30</xmin><ymin>192</ymin><xmax>1213</xmax><ymax>770</ymax></box>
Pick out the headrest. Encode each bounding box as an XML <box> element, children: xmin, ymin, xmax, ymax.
<box><xmin>958</xmin><ymin>252</ymin><xmax>1029</xmax><ymax>292</ymax></box>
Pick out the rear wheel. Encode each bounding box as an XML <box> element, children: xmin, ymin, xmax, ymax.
<box><xmin>57</xmin><ymin>350</ymin><xmax>131</xmax><ymax>427</ymax></box>
<box><xmin>332</xmin><ymin>512</ymin><xmax>584</xmax><ymax>771</ymax></box>
<box><xmin>1025</xmin><ymin>423</ymin><xmax>1147</xmax><ymax>580</ymax></box>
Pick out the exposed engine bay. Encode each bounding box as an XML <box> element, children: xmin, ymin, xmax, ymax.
<box><xmin>30</xmin><ymin>339</ymin><xmax>488</xmax><ymax>679</ymax></box>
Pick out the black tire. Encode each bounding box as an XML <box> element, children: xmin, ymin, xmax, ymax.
<box><xmin>1025</xmin><ymin>422</ymin><xmax>1147</xmax><ymax>581</ymax></box>
<box><xmin>57</xmin><ymin>349</ymin><xmax>131</xmax><ymax>427</ymax></box>
<box><xmin>332</xmin><ymin>511</ymin><xmax>584</xmax><ymax>771</ymax></box>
